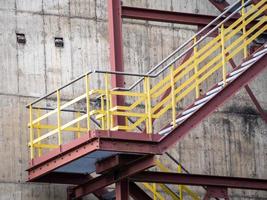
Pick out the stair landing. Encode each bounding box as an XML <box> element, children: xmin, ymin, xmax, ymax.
<box><xmin>27</xmin><ymin>130</ymin><xmax>162</xmax><ymax>182</ymax></box>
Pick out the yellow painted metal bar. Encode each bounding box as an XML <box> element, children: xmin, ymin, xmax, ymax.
<box><xmin>29</xmin><ymin>105</ymin><xmax>34</xmax><ymax>159</ymax></box>
<box><xmin>170</xmin><ymin>65</ymin><xmax>176</xmax><ymax>128</ymax></box>
<box><xmin>104</xmin><ymin>73</ymin><xmax>111</xmax><ymax>130</ymax></box>
<box><xmin>100</xmin><ymin>95</ymin><xmax>106</xmax><ymax>130</ymax></box>
<box><xmin>33</xmin><ymin>124</ymin><xmax>88</xmax><ymax>132</ymax></box>
<box><xmin>158</xmin><ymin>183</ymin><xmax>180</xmax><ymax>200</ymax></box>
<box><xmin>242</xmin><ymin>0</ymin><xmax>248</xmax><ymax>58</ymax></box>
<box><xmin>182</xmin><ymin>186</ymin><xmax>200</xmax><ymax>200</ymax></box>
<box><xmin>112</xmin><ymin>96</ymin><xmax>145</xmax><ymax>111</ymax></box>
<box><xmin>30</xmin><ymin>114</ymin><xmax>88</xmax><ymax>145</ymax></box>
<box><xmin>221</xmin><ymin>24</ymin><xmax>227</xmax><ymax>85</ymax></box>
<box><xmin>128</xmin><ymin>116</ymin><xmax>146</xmax><ymax>130</ymax></box>
<box><xmin>145</xmin><ymin>77</ymin><xmax>153</xmax><ymax>134</ymax></box>
<box><xmin>31</xmin><ymin>93</ymin><xmax>86</xmax><ymax>125</ymax></box>
<box><xmin>33</xmin><ymin>143</ymin><xmax>59</xmax><ymax>149</ymax></box>
<box><xmin>143</xmin><ymin>183</ymin><xmax>165</xmax><ymax>200</ymax></box>
<box><xmin>193</xmin><ymin>37</ymin><xmax>199</xmax><ymax>99</ymax></box>
<box><xmin>37</xmin><ymin>109</ymin><xmax>42</xmax><ymax>157</ymax></box>
<box><xmin>110</xmin><ymin>90</ymin><xmax>146</xmax><ymax>97</ymax></box>
<box><xmin>178</xmin><ymin>165</ymin><xmax>183</xmax><ymax>200</ymax></box>
<box><xmin>76</xmin><ymin>111</ymin><xmax>81</xmax><ymax>138</ymax></box>
<box><xmin>109</xmin><ymin>92</ymin><xmax>114</xmax><ymax>130</ymax></box>
<box><xmin>111</xmin><ymin>111</ymin><xmax>146</xmax><ymax>118</ymax></box>
<box><xmin>57</xmin><ymin>90</ymin><xmax>62</xmax><ymax>146</ymax></box>
<box><xmin>156</xmin><ymin>160</ymin><xmax>200</xmax><ymax>200</ymax></box>
<box><xmin>153</xmin><ymin>183</ymin><xmax>157</xmax><ymax>200</ymax></box>
<box><xmin>85</xmin><ymin>74</ymin><xmax>90</xmax><ymax>131</ymax></box>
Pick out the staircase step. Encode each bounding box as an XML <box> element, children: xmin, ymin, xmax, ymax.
<box><xmin>206</xmin><ymin>85</ymin><xmax>224</xmax><ymax>96</ymax></box>
<box><xmin>253</xmin><ymin>47</ymin><xmax>267</xmax><ymax>57</ymax></box>
<box><xmin>195</xmin><ymin>91</ymin><xmax>219</xmax><ymax>106</ymax></box>
<box><xmin>218</xmin><ymin>73</ymin><xmax>240</xmax><ymax>86</ymax></box>
<box><xmin>182</xmin><ymin>102</ymin><xmax>205</xmax><ymax>116</ymax></box>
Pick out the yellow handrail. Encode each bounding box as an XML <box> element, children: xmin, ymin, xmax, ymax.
<box><xmin>27</xmin><ymin>1</ymin><xmax>267</xmax><ymax>158</ymax></box>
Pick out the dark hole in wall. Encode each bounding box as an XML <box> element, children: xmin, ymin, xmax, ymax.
<box><xmin>16</xmin><ymin>33</ymin><xmax>26</xmax><ymax>44</ymax></box>
<box><xmin>55</xmin><ymin>37</ymin><xmax>64</xmax><ymax>48</ymax></box>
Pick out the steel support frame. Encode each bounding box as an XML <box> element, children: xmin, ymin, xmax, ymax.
<box><xmin>130</xmin><ymin>171</ymin><xmax>267</xmax><ymax>190</ymax></box>
<box><xmin>108</xmin><ymin>0</ymin><xmax>125</xmax><ymax>126</ymax></box>
<box><xmin>70</xmin><ymin>155</ymin><xmax>155</xmax><ymax>199</ymax></box>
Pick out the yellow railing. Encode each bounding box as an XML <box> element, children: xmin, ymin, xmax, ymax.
<box><xmin>27</xmin><ymin>0</ymin><xmax>267</xmax><ymax>159</ymax></box>
<box><xmin>142</xmin><ymin>159</ymin><xmax>200</xmax><ymax>200</ymax></box>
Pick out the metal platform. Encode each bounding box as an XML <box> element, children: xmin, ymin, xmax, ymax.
<box><xmin>27</xmin><ymin>130</ymin><xmax>162</xmax><ymax>182</ymax></box>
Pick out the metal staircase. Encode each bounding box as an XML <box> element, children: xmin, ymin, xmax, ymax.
<box><xmin>26</xmin><ymin>0</ymin><xmax>267</xmax><ymax>199</ymax></box>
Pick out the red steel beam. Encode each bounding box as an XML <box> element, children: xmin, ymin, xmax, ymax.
<box><xmin>130</xmin><ymin>171</ymin><xmax>267</xmax><ymax>190</ymax></box>
<box><xmin>129</xmin><ymin>182</ymin><xmax>153</xmax><ymax>200</ymax></box>
<box><xmin>108</xmin><ymin>0</ymin><xmax>125</xmax><ymax>126</ymax></box>
<box><xmin>71</xmin><ymin>156</ymin><xmax>155</xmax><ymax>199</ymax></box>
<box><xmin>96</xmin><ymin>154</ymin><xmax>141</xmax><ymax>174</ymax></box>
<box><xmin>122</xmin><ymin>6</ymin><xmax>236</xmax><ymax>27</ymax></box>
<box><xmin>121</xmin><ymin>6</ymin><xmax>265</xmax><ymax>34</ymax></box>
<box><xmin>116</xmin><ymin>178</ymin><xmax>129</xmax><ymax>200</ymax></box>
<box><xmin>159</xmin><ymin>49</ymin><xmax>267</xmax><ymax>152</ymax></box>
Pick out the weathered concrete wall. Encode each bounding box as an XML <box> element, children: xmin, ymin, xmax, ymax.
<box><xmin>0</xmin><ymin>0</ymin><xmax>266</xmax><ymax>199</ymax></box>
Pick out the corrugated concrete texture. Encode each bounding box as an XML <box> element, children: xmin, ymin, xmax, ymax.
<box><xmin>0</xmin><ymin>0</ymin><xmax>266</xmax><ymax>199</ymax></box>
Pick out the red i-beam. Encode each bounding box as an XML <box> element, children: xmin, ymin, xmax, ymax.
<box><xmin>108</xmin><ymin>0</ymin><xmax>125</xmax><ymax>126</ymax></box>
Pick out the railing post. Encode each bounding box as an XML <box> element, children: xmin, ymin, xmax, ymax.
<box><xmin>170</xmin><ymin>65</ymin><xmax>176</xmax><ymax>128</ymax></box>
<box><xmin>193</xmin><ymin>37</ymin><xmax>200</xmax><ymax>98</ymax></box>
<box><xmin>144</xmin><ymin>77</ymin><xmax>152</xmax><ymax>134</ymax></box>
<box><xmin>178</xmin><ymin>164</ymin><xmax>183</xmax><ymax>200</ymax></box>
<box><xmin>29</xmin><ymin>105</ymin><xmax>34</xmax><ymax>160</ymax></box>
<box><xmin>101</xmin><ymin>95</ymin><xmax>106</xmax><ymax>130</ymax></box>
<box><xmin>56</xmin><ymin>90</ymin><xmax>62</xmax><ymax>145</ymax></box>
<box><xmin>37</xmin><ymin>108</ymin><xmax>42</xmax><ymax>157</ymax></box>
<box><xmin>221</xmin><ymin>24</ymin><xmax>227</xmax><ymax>85</ymax></box>
<box><xmin>85</xmin><ymin>74</ymin><xmax>90</xmax><ymax>131</ymax></box>
<box><xmin>76</xmin><ymin>111</ymin><xmax>81</xmax><ymax>138</ymax></box>
<box><xmin>153</xmin><ymin>183</ymin><xmax>157</xmax><ymax>200</ymax></box>
<box><xmin>242</xmin><ymin>0</ymin><xmax>248</xmax><ymax>58</ymax></box>
<box><xmin>104</xmin><ymin>73</ymin><xmax>111</xmax><ymax>130</ymax></box>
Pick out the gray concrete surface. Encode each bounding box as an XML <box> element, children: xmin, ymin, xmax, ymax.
<box><xmin>0</xmin><ymin>0</ymin><xmax>266</xmax><ymax>199</ymax></box>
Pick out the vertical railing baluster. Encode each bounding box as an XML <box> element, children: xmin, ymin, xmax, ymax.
<box><xmin>145</xmin><ymin>77</ymin><xmax>152</xmax><ymax>134</ymax></box>
<box><xmin>57</xmin><ymin>90</ymin><xmax>62</xmax><ymax>145</ymax></box>
<box><xmin>101</xmin><ymin>95</ymin><xmax>105</xmax><ymax>130</ymax></box>
<box><xmin>171</xmin><ymin>65</ymin><xmax>176</xmax><ymax>128</ymax></box>
<box><xmin>29</xmin><ymin>105</ymin><xmax>34</xmax><ymax>160</ymax></box>
<box><xmin>153</xmin><ymin>183</ymin><xmax>157</xmax><ymax>200</ymax></box>
<box><xmin>242</xmin><ymin>0</ymin><xmax>248</xmax><ymax>58</ymax></box>
<box><xmin>76</xmin><ymin>111</ymin><xmax>81</xmax><ymax>138</ymax></box>
<box><xmin>85</xmin><ymin>74</ymin><xmax>90</xmax><ymax>131</ymax></box>
<box><xmin>37</xmin><ymin>108</ymin><xmax>41</xmax><ymax>157</ymax></box>
<box><xmin>221</xmin><ymin>24</ymin><xmax>227</xmax><ymax>85</ymax></box>
<box><xmin>194</xmin><ymin>37</ymin><xmax>200</xmax><ymax>99</ymax></box>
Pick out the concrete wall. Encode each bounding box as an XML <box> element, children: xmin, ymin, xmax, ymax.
<box><xmin>0</xmin><ymin>0</ymin><xmax>266</xmax><ymax>199</ymax></box>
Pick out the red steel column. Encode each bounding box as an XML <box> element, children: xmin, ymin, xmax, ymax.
<box><xmin>116</xmin><ymin>178</ymin><xmax>129</xmax><ymax>200</ymax></box>
<box><xmin>108</xmin><ymin>0</ymin><xmax>125</xmax><ymax>126</ymax></box>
